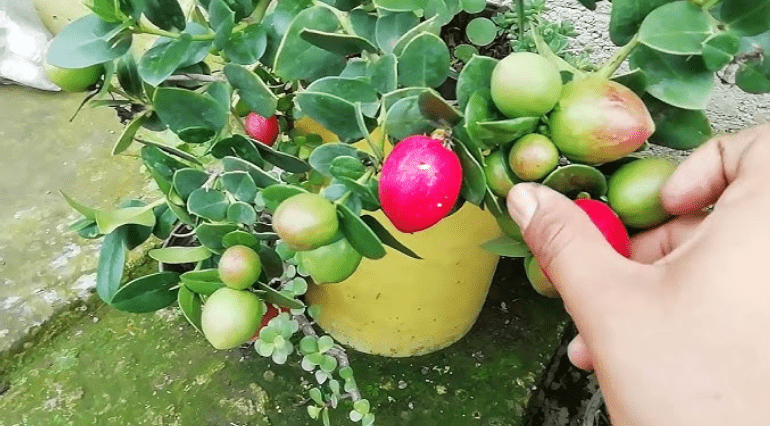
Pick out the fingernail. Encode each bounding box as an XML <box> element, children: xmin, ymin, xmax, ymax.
<box><xmin>508</xmin><ymin>184</ymin><xmax>538</xmax><ymax>230</ymax></box>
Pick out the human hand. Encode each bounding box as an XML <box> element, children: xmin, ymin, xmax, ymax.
<box><xmin>506</xmin><ymin>123</ymin><xmax>770</xmax><ymax>426</ymax></box>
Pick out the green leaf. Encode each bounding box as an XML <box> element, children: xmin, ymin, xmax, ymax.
<box><xmin>153</xmin><ymin>87</ymin><xmax>228</xmax><ymax>139</ymax></box>
<box><xmin>173</xmin><ymin>168</ymin><xmax>209</xmax><ymax>201</ymax></box>
<box><xmin>362</xmin><ymin>413</ymin><xmax>375</xmax><ymax>426</ymax></box>
<box><xmin>367</xmin><ymin>53</ymin><xmax>398</xmax><ymax>94</ymax></box>
<box><xmin>299</xmin><ymin>29</ymin><xmax>378</xmax><ymax>55</ymax></box>
<box><xmin>112</xmin><ymin>111</ymin><xmax>148</xmax><ymax>156</ymax></box>
<box><xmin>376</xmin><ymin>11</ymin><xmax>420</xmax><ymax>53</ymax></box>
<box><xmin>47</xmin><ymin>15</ymin><xmax>132</xmax><ymax>68</ymax></box>
<box><xmin>360</xmin><ymin>215</ymin><xmax>421</xmax><ymax>259</ymax></box>
<box><xmin>144</xmin><ymin>0</ymin><xmax>186</xmax><ymax>31</ymax></box>
<box><xmin>153</xmin><ymin>22</ymin><xmax>213</xmax><ymax>69</ymax></box>
<box><xmin>418</xmin><ymin>90</ymin><xmax>463</xmax><ymax>126</ymax></box>
<box><xmin>60</xmin><ymin>191</ymin><xmax>98</xmax><ymax>220</ymax></box>
<box><xmin>309</xmin><ymin>144</ymin><xmax>362</xmax><ymax>177</ymax></box>
<box><xmin>224</xmin><ymin>24</ymin><xmax>268</xmax><ymax>65</ymax></box>
<box><xmin>187</xmin><ymin>188</ymin><xmax>230</xmax><ymax>221</ymax></box>
<box><xmin>702</xmin><ymin>32</ymin><xmax>741</xmax><ymax>71</ymax></box>
<box><xmin>338</xmin><ymin>176</ymin><xmax>379</xmax><ymax>207</ymax></box>
<box><xmin>111</xmin><ymin>272</ymin><xmax>180</xmax><ymax>313</ymax></box>
<box><xmin>256</xmin><ymin>244</ymin><xmax>284</xmax><ymax>278</ymax></box>
<box><xmin>206</xmin><ymin>81</ymin><xmax>231</xmax><ymax>113</ymax></box>
<box><xmin>319</xmin><ymin>355</ymin><xmax>338</xmax><ymax>373</ymax></box>
<box><xmin>152</xmin><ymin>204</ymin><xmax>178</xmax><ymax>240</ymax></box>
<box><xmin>85</xmin><ymin>0</ymin><xmax>122</xmax><ymax>22</ymax></box>
<box><xmin>195</xmin><ymin>223</ymin><xmax>239</xmax><ymax>254</ymax></box>
<box><xmin>337</xmin><ymin>203</ymin><xmax>386</xmax><ymax>259</ymax></box>
<box><xmin>464</xmin><ymin>90</ymin><xmax>503</xmax><ymax>147</ymax></box>
<box><xmin>638</xmin><ymin>1</ymin><xmax>712</xmax><ymax>55</ymax></box>
<box><xmin>354</xmin><ymin>399</ymin><xmax>371</xmax><ymax>414</ymax></box>
<box><xmin>223</xmin><ymin>156</ymin><xmax>280</xmax><ymax>188</ymax></box>
<box><xmin>375</xmin><ymin>0</ymin><xmax>427</xmax><ymax>11</ymax></box>
<box><xmin>180</xmin><ymin>269</ymin><xmax>225</xmax><ymax>295</ymax></box>
<box><xmin>211</xmin><ymin>135</ymin><xmax>265</xmax><ymax>168</ymax></box>
<box><xmin>736</xmin><ymin>57</ymin><xmax>770</xmax><ymax>93</ymax></box>
<box><xmin>612</xmin><ymin>69</ymin><xmax>648</xmax><ymax>96</ymax></box>
<box><xmin>392</xmin><ymin>16</ymin><xmax>441</xmax><ymax>57</ymax></box>
<box><xmin>273</xmin><ymin>6</ymin><xmax>347</xmax><ymax>81</ymax></box>
<box><xmin>455</xmin><ymin>55</ymin><xmax>498</xmax><ymax>111</ymax></box>
<box><xmin>222</xmin><ymin>230</ymin><xmax>260</xmax><ymax>250</ymax></box>
<box><xmin>138</xmin><ymin>35</ymin><xmax>192</xmax><ymax>87</ymax></box>
<box><xmin>149</xmin><ymin>246</ymin><xmax>212</xmax><ymax>264</ymax></box>
<box><xmin>424</xmin><ymin>0</ymin><xmax>463</xmax><ymax>26</ymax></box>
<box><xmin>295</xmin><ymin>92</ymin><xmax>365</xmax><ymax>142</ymax></box>
<box><xmin>307</xmin><ymin>77</ymin><xmax>379</xmax><ymax>117</ymax></box>
<box><xmin>466</xmin><ymin>17</ymin><xmax>497</xmax><ymax>47</ymax></box>
<box><xmin>575</xmin><ymin>0</ymin><xmax>596</xmax><ymax>10</ymax></box>
<box><xmin>476</xmin><ymin>117</ymin><xmax>540</xmax><ymax>141</ymax></box>
<box><xmin>721</xmin><ymin>0</ymin><xmax>770</xmax><ymax>36</ymax></box>
<box><xmin>644</xmin><ymin>94</ymin><xmax>712</xmax><ymax>150</ymax></box>
<box><xmin>95</xmin><ymin>205</ymin><xmax>156</xmax><ymax>235</ymax></box>
<box><xmin>142</xmin><ymin>145</ymin><xmax>190</xmax><ymax>195</ymax></box>
<box><xmin>261</xmin><ymin>184</ymin><xmax>308</xmax><ymax>212</ymax></box>
<box><xmin>542</xmin><ymin>164</ymin><xmax>608</xmax><ymax>199</ymax></box>
<box><xmin>629</xmin><ymin>45</ymin><xmax>715</xmax><ymax>110</ymax></box>
<box><xmin>350</xmin><ymin>8</ymin><xmax>378</xmax><ymax>46</ymax></box>
<box><xmin>227</xmin><ymin>201</ymin><xmax>257</xmax><ymax>224</ymax></box>
<box><xmin>609</xmin><ymin>0</ymin><xmax>675</xmax><ymax>46</ymax></box>
<box><xmin>253</xmin><ymin>142</ymin><xmax>312</xmax><ymax>174</ymax></box>
<box><xmin>116</xmin><ymin>52</ymin><xmax>143</xmax><ymax>99</ymax></box>
<box><xmin>209</xmin><ymin>0</ymin><xmax>235</xmax><ymax>50</ymax></box>
<box><xmin>178</xmin><ymin>285</ymin><xmax>203</xmax><ymax>332</ymax></box>
<box><xmin>256</xmin><ymin>282</ymin><xmax>305</xmax><ymax>309</ymax></box>
<box><xmin>221</xmin><ymin>172</ymin><xmax>258</xmax><ymax>203</ymax></box>
<box><xmin>397</xmin><ymin>32</ymin><xmax>450</xmax><ymax>88</ymax></box>
<box><xmin>480</xmin><ymin>236</ymin><xmax>530</xmax><ymax>257</ymax></box>
<box><xmin>223</xmin><ymin>64</ymin><xmax>277</xmax><ymax>119</ymax></box>
<box><xmin>330</xmin><ymin>156</ymin><xmax>367</xmax><ymax>181</ymax></box>
<box><xmin>96</xmin><ymin>228</ymin><xmax>126</xmax><ymax>303</ymax></box>
<box><xmin>454</xmin><ymin>140</ymin><xmax>486</xmax><ymax>205</ymax></box>
<box><xmin>453</xmin><ymin>44</ymin><xmax>479</xmax><ymax>63</ymax></box>
<box><xmin>384</xmin><ymin>95</ymin><xmax>434</xmax><ymax>141</ymax></box>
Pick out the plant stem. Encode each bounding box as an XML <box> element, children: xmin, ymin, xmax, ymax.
<box><xmin>516</xmin><ymin>0</ymin><xmax>526</xmax><ymax>41</ymax></box>
<box><xmin>701</xmin><ymin>0</ymin><xmax>721</xmax><ymax>10</ymax></box>
<box><xmin>131</xmin><ymin>22</ymin><xmax>248</xmax><ymax>41</ymax></box>
<box><xmin>596</xmin><ymin>33</ymin><xmax>640</xmax><ymax>79</ymax></box>
<box><xmin>249</xmin><ymin>0</ymin><xmax>272</xmax><ymax>24</ymax></box>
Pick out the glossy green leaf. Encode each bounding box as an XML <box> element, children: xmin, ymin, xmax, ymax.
<box><xmin>480</xmin><ymin>236</ymin><xmax>530</xmax><ymax>258</ymax></box>
<box><xmin>211</xmin><ymin>135</ymin><xmax>264</xmax><ymax>167</ymax></box>
<box><xmin>178</xmin><ymin>285</ymin><xmax>203</xmax><ymax>332</ymax></box>
<box><xmin>330</xmin><ymin>156</ymin><xmax>367</xmax><ymax>181</ymax></box>
<box><xmin>180</xmin><ymin>269</ymin><xmax>225</xmax><ymax>295</ymax></box>
<box><xmin>374</xmin><ymin>0</ymin><xmax>427</xmax><ymax>11</ymax></box>
<box><xmin>60</xmin><ymin>191</ymin><xmax>97</xmax><ymax>220</ymax></box>
<box><xmin>418</xmin><ymin>90</ymin><xmax>463</xmax><ymax>126</ymax></box>
<box><xmin>644</xmin><ymin>94</ymin><xmax>712</xmax><ymax>150</ymax></box>
<box><xmin>367</xmin><ymin>54</ymin><xmax>398</xmax><ymax>94</ymax></box>
<box><xmin>392</xmin><ymin>16</ymin><xmax>441</xmax><ymax>57</ymax></box>
<box><xmin>629</xmin><ymin>46</ymin><xmax>714</xmax><ymax>110</ymax></box>
<box><xmin>305</xmin><ymin>77</ymin><xmax>379</xmax><ymax>117</ymax></box>
<box><xmin>360</xmin><ymin>215</ymin><xmax>421</xmax><ymax>259</ymax></box>
<box><xmin>224</xmin><ymin>24</ymin><xmax>268</xmax><ymax>65</ymax></box>
<box><xmin>153</xmin><ymin>87</ymin><xmax>228</xmax><ymax>138</ymax></box>
<box><xmin>173</xmin><ymin>168</ymin><xmax>209</xmax><ymax>201</ymax></box>
<box><xmin>195</xmin><ymin>223</ymin><xmax>239</xmax><ymax>254</ymax></box>
<box><xmin>453</xmin><ymin>44</ymin><xmax>479</xmax><ymax>63</ymax></box>
<box><xmin>542</xmin><ymin>164</ymin><xmax>608</xmax><ymax>199</ymax></box>
<box><xmin>222</xmin><ymin>230</ymin><xmax>260</xmax><ymax>250</ymax></box>
<box><xmin>96</xmin><ymin>228</ymin><xmax>126</xmax><ymax>303</ymax></box>
<box><xmin>223</xmin><ymin>64</ymin><xmax>278</xmax><ymax>119</ymax></box>
<box><xmin>454</xmin><ymin>140</ymin><xmax>486</xmax><ymax>205</ymax></box>
<box><xmin>295</xmin><ymin>92</ymin><xmax>364</xmax><ymax>142</ymax></box>
<box><xmin>337</xmin><ymin>203</ymin><xmax>386</xmax><ymax>259</ymax></box>
<box><xmin>95</xmin><ymin>205</ymin><xmax>156</xmax><ymax>235</ymax></box>
<box><xmin>609</xmin><ymin>0</ymin><xmax>675</xmax><ymax>46</ymax></box>
<box><xmin>111</xmin><ymin>111</ymin><xmax>148</xmax><ymax>155</ymax></box>
<box><xmin>111</xmin><ymin>272</ymin><xmax>180</xmax><ymax>313</ymax></box>
<box><xmin>382</xmin><ymin>87</ymin><xmax>429</xmax><ymax>111</ymax></box>
<box><xmin>384</xmin><ymin>95</ymin><xmax>434</xmax><ymax>141</ymax></box>
<box><xmin>256</xmin><ymin>244</ymin><xmax>283</xmax><ymax>278</ymax></box>
<box><xmin>221</xmin><ymin>171</ymin><xmax>258</xmax><ymax>203</ymax></box>
<box><xmin>116</xmin><ymin>52</ymin><xmax>143</xmax><ymax>99</ymax></box>
<box><xmin>456</xmin><ymin>55</ymin><xmax>498</xmax><ymax>112</ymax></box>
<box><xmin>702</xmin><ymin>32</ymin><xmax>741</xmax><ymax>71</ymax></box>
<box><xmin>397</xmin><ymin>32</ymin><xmax>450</xmax><ymax>88</ymax></box>
<box><xmin>466</xmin><ymin>17</ymin><xmax>497</xmax><ymax>47</ymax></box>
<box><xmin>299</xmin><ymin>29</ymin><xmax>378</xmax><ymax>55</ymax></box>
<box><xmin>273</xmin><ymin>6</ymin><xmax>346</xmax><ymax>81</ymax></box>
<box><xmin>149</xmin><ymin>246</ymin><xmax>212</xmax><ymax>264</ymax></box>
<box><xmin>575</xmin><ymin>0</ymin><xmax>596</xmax><ymax>10</ymax></box>
<box><xmin>205</xmin><ymin>81</ymin><xmax>231</xmax><ymax>113</ymax></box>
<box><xmin>612</xmin><ymin>69</ymin><xmax>648</xmax><ymax>96</ymax></box>
<box><xmin>47</xmin><ymin>15</ymin><xmax>132</xmax><ymax>68</ymax></box>
<box><xmin>309</xmin><ymin>144</ymin><xmax>361</xmax><ymax>177</ymax></box>
<box><xmin>144</xmin><ymin>0</ymin><xmax>186</xmax><ymax>31</ymax></box>
<box><xmin>476</xmin><ymin>117</ymin><xmax>540</xmax><ymax>139</ymax></box>
<box><xmin>118</xmin><ymin>199</ymin><xmax>154</xmax><ymax>250</ymax></box>
<box><xmin>187</xmin><ymin>188</ymin><xmax>229</xmax><ymax>221</ymax></box>
<box><xmin>222</xmin><ymin>156</ymin><xmax>280</xmax><ymax>188</ymax></box>
<box><xmin>227</xmin><ymin>201</ymin><xmax>257</xmax><ymax>224</ymax></box>
<box><xmin>85</xmin><ymin>0</ymin><xmax>122</xmax><ymax>22</ymax></box>
<box><xmin>209</xmin><ymin>0</ymin><xmax>235</xmax><ymax>50</ymax></box>
<box><xmin>261</xmin><ymin>184</ymin><xmax>307</xmax><ymax>212</ymax></box>
<box><xmin>349</xmin><ymin>8</ymin><xmax>378</xmax><ymax>46</ymax></box>
<box><xmin>152</xmin><ymin>204</ymin><xmax>178</xmax><ymax>240</ymax></box>
<box><xmin>376</xmin><ymin>11</ymin><xmax>420</xmax><ymax>53</ymax></box>
<box><xmin>736</xmin><ymin>57</ymin><xmax>770</xmax><ymax>93</ymax></box>
<box><xmin>338</xmin><ymin>176</ymin><xmax>379</xmax><ymax>207</ymax></box>
<box><xmin>138</xmin><ymin>35</ymin><xmax>192</xmax><ymax>87</ymax></box>
<box><xmin>464</xmin><ymin>90</ymin><xmax>500</xmax><ymax>147</ymax></box>
<box><xmin>638</xmin><ymin>2</ymin><xmax>712</xmax><ymax>55</ymax></box>
<box><xmin>424</xmin><ymin>0</ymin><xmax>463</xmax><ymax>26</ymax></box>
<box><xmin>256</xmin><ymin>282</ymin><xmax>305</xmax><ymax>309</ymax></box>
<box><xmin>721</xmin><ymin>0</ymin><xmax>770</xmax><ymax>36</ymax></box>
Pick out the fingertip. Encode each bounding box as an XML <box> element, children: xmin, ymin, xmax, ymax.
<box><xmin>567</xmin><ymin>335</ymin><xmax>593</xmax><ymax>371</ymax></box>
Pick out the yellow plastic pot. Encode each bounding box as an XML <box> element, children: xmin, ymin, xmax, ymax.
<box><xmin>299</xmin><ymin>118</ymin><xmax>502</xmax><ymax>357</ymax></box>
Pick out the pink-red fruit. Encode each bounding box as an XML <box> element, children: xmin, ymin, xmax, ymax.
<box><xmin>549</xmin><ymin>78</ymin><xmax>655</xmax><ymax>165</ymax></box>
<box><xmin>245</xmin><ymin>113</ymin><xmax>279</xmax><ymax>146</ymax></box>
<box><xmin>574</xmin><ymin>198</ymin><xmax>631</xmax><ymax>258</ymax></box>
<box><xmin>379</xmin><ymin>135</ymin><xmax>463</xmax><ymax>233</ymax></box>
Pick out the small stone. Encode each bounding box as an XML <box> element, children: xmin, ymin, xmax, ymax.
<box><xmin>397</xmin><ymin>380</ymin><xmax>407</xmax><ymax>390</ymax></box>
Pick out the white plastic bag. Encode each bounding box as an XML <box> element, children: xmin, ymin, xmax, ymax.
<box><xmin>0</xmin><ymin>0</ymin><xmax>59</xmax><ymax>90</ymax></box>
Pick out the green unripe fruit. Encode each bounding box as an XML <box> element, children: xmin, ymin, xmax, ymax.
<box><xmin>218</xmin><ymin>245</ymin><xmax>262</xmax><ymax>290</ymax></box>
<box><xmin>201</xmin><ymin>288</ymin><xmax>264</xmax><ymax>350</ymax></box>
<box><xmin>297</xmin><ymin>234</ymin><xmax>362</xmax><ymax>284</ymax></box>
<box><xmin>607</xmin><ymin>157</ymin><xmax>678</xmax><ymax>229</ymax></box>
<box><xmin>524</xmin><ymin>255</ymin><xmax>558</xmax><ymax>298</ymax></box>
<box><xmin>490</xmin><ymin>52</ymin><xmax>563</xmax><ymax>118</ymax></box>
<box><xmin>272</xmin><ymin>193</ymin><xmax>339</xmax><ymax>251</ymax></box>
<box><xmin>508</xmin><ymin>134</ymin><xmax>560</xmax><ymax>181</ymax></box>
<box><xmin>44</xmin><ymin>62</ymin><xmax>103</xmax><ymax>92</ymax></box>
<box><xmin>484</xmin><ymin>150</ymin><xmax>520</xmax><ymax>197</ymax></box>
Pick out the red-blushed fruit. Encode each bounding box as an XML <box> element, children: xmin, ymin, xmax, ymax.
<box><xmin>218</xmin><ymin>245</ymin><xmax>262</xmax><ymax>290</ymax></box>
<box><xmin>550</xmin><ymin>77</ymin><xmax>655</xmax><ymax>165</ymax></box>
<box><xmin>201</xmin><ymin>288</ymin><xmax>264</xmax><ymax>350</ymax></box>
<box><xmin>574</xmin><ymin>198</ymin><xmax>632</xmax><ymax>258</ymax></box>
<box><xmin>379</xmin><ymin>134</ymin><xmax>463</xmax><ymax>233</ymax></box>
<box><xmin>244</xmin><ymin>113</ymin><xmax>279</xmax><ymax>146</ymax></box>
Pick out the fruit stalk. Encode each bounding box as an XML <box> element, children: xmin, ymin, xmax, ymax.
<box><xmin>596</xmin><ymin>33</ymin><xmax>640</xmax><ymax>79</ymax></box>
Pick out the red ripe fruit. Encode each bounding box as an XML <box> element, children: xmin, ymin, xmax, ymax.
<box><xmin>379</xmin><ymin>134</ymin><xmax>463</xmax><ymax>233</ymax></box>
<box><xmin>244</xmin><ymin>113</ymin><xmax>279</xmax><ymax>146</ymax></box>
<box><xmin>574</xmin><ymin>198</ymin><xmax>632</xmax><ymax>258</ymax></box>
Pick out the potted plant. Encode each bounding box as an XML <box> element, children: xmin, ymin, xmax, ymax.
<box><xmin>46</xmin><ymin>0</ymin><xmax>770</xmax><ymax>423</ymax></box>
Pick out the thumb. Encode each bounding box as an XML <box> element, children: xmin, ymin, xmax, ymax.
<box><xmin>507</xmin><ymin>183</ymin><xmax>640</xmax><ymax>323</ymax></box>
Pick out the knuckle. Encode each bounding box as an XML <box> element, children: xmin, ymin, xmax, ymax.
<box><xmin>525</xmin><ymin>206</ymin><xmax>579</xmax><ymax>271</ymax></box>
